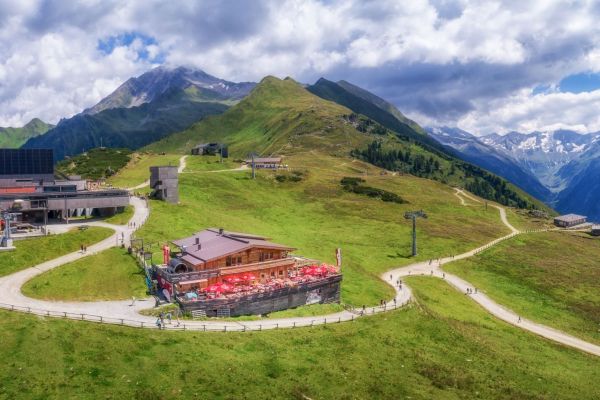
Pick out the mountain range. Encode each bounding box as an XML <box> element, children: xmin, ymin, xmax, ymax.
<box><xmin>22</xmin><ymin>66</ymin><xmax>256</xmax><ymax>160</ymax></box>
<box><xmin>16</xmin><ymin>65</ymin><xmax>550</xmax><ymax>211</ymax></box>
<box><xmin>428</xmin><ymin>127</ymin><xmax>600</xmax><ymax>220</ymax></box>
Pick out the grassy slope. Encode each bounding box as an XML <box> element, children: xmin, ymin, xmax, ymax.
<box><xmin>0</xmin><ymin>227</ymin><xmax>113</xmax><ymax>277</ymax></box>
<box><xmin>55</xmin><ymin>148</ymin><xmax>132</xmax><ymax>180</ymax></box>
<box><xmin>106</xmin><ymin>153</ymin><xmax>181</xmax><ymax>188</ymax></box>
<box><xmin>144</xmin><ymin>76</ymin><xmax>365</xmax><ymax>157</ymax></box>
<box><xmin>22</xmin><ymin>247</ymin><xmax>146</xmax><ymax>301</ymax></box>
<box><xmin>136</xmin><ymin>153</ymin><xmax>509</xmax><ymax>306</ymax></box>
<box><xmin>183</xmin><ymin>155</ymin><xmax>239</xmax><ymax>172</ymax></box>
<box><xmin>1</xmin><ymin>278</ymin><xmax>599</xmax><ymax>399</ymax></box>
<box><xmin>146</xmin><ymin>77</ymin><xmax>547</xmax><ymax>212</ymax></box>
<box><xmin>103</xmin><ymin>205</ymin><xmax>134</xmax><ymax>225</ymax></box>
<box><xmin>0</xmin><ymin>118</ymin><xmax>53</xmax><ymax>148</ymax></box>
<box><xmin>445</xmin><ymin>231</ymin><xmax>600</xmax><ymax>344</ymax></box>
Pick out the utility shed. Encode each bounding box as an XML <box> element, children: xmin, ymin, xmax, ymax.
<box><xmin>591</xmin><ymin>225</ymin><xmax>600</xmax><ymax>236</ymax></box>
<box><xmin>150</xmin><ymin>166</ymin><xmax>178</xmax><ymax>203</ymax></box>
<box><xmin>554</xmin><ymin>214</ymin><xmax>587</xmax><ymax>228</ymax></box>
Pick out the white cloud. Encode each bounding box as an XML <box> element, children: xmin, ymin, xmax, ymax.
<box><xmin>0</xmin><ymin>0</ymin><xmax>599</xmax><ymax>136</ymax></box>
<box><xmin>457</xmin><ymin>89</ymin><xmax>600</xmax><ymax>135</ymax></box>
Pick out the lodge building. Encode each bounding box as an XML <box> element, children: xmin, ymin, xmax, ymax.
<box><xmin>154</xmin><ymin>228</ymin><xmax>342</xmax><ymax>316</ymax></box>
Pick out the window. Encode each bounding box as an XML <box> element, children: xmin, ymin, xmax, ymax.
<box><xmin>270</xmin><ymin>272</ymin><xmax>275</xmax><ymax>277</ymax></box>
<box><xmin>237</xmin><ymin>256</ymin><xmax>242</xmax><ymax>264</ymax></box>
<box><xmin>278</xmin><ymin>270</ymin><xmax>283</xmax><ymax>276</ymax></box>
<box><xmin>226</xmin><ymin>256</ymin><xmax>232</xmax><ymax>267</ymax></box>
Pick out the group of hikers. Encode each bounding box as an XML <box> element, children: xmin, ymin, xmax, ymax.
<box><xmin>155</xmin><ymin>310</ymin><xmax>181</xmax><ymax>329</ymax></box>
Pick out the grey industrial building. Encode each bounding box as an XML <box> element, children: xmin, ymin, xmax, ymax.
<box><xmin>150</xmin><ymin>166</ymin><xmax>179</xmax><ymax>203</ymax></box>
<box><xmin>0</xmin><ymin>148</ymin><xmax>129</xmax><ymax>226</ymax></box>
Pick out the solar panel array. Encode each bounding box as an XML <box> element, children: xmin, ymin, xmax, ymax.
<box><xmin>0</xmin><ymin>149</ymin><xmax>54</xmax><ymax>176</ymax></box>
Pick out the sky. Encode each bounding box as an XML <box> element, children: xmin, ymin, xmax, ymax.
<box><xmin>1</xmin><ymin>0</ymin><xmax>600</xmax><ymax>135</ymax></box>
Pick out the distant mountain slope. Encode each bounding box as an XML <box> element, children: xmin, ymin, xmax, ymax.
<box><xmin>145</xmin><ymin>76</ymin><xmax>359</xmax><ymax>156</ymax></box>
<box><xmin>84</xmin><ymin>66</ymin><xmax>256</xmax><ymax>114</ymax></box>
<box><xmin>427</xmin><ymin>127</ymin><xmax>553</xmax><ymax>202</ymax></box>
<box><xmin>306</xmin><ymin>78</ymin><xmax>445</xmax><ymax>153</ymax></box>
<box><xmin>0</xmin><ymin>118</ymin><xmax>53</xmax><ymax>148</ymax></box>
<box><xmin>479</xmin><ymin>130</ymin><xmax>597</xmax><ymax>192</ymax></box>
<box><xmin>335</xmin><ymin>80</ymin><xmax>426</xmax><ymax>134</ymax></box>
<box><xmin>146</xmin><ymin>76</ymin><xmax>547</xmax><ymax>210</ymax></box>
<box><xmin>22</xmin><ymin>88</ymin><xmax>228</xmax><ymax>160</ymax></box>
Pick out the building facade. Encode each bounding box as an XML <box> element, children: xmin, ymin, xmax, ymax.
<box><xmin>149</xmin><ymin>166</ymin><xmax>179</xmax><ymax>203</ymax></box>
<box><xmin>153</xmin><ymin>228</ymin><xmax>342</xmax><ymax>316</ymax></box>
<box><xmin>554</xmin><ymin>214</ymin><xmax>587</xmax><ymax>228</ymax></box>
<box><xmin>0</xmin><ymin>149</ymin><xmax>129</xmax><ymax>224</ymax></box>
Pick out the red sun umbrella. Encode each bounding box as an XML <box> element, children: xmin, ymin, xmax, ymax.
<box><xmin>241</xmin><ymin>273</ymin><xmax>256</xmax><ymax>281</ymax></box>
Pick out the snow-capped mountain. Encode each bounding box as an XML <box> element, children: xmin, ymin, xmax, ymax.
<box><xmin>83</xmin><ymin>66</ymin><xmax>256</xmax><ymax>114</ymax></box>
<box><xmin>427</xmin><ymin>127</ymin><xmax>552</xmax><ymax>202</ymax></box>
<box><xmin>428</xmin><ymin>127</ymin><xmax>600</xmax><ymax>220</ymax></box>
<box><xmin>480</xmin><ymin>130</ymin><xmax>599</xmax><ymax>192</ymax></box>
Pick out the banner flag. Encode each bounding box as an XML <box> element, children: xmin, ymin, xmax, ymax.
<box><xmin>336</xmin><ymin>248</ymin><xmax>342</xmax><ymax>269</ymax></box>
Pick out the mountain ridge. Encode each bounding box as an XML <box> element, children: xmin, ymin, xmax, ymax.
<box><xmin>429</xmin><ymin>126</ymin><xmax>600</xmax><ymax>219</ymax></box>
<box><xmin>0</xmin><ymin>118</ymin><xmax>54</xmax><ymax>148</ymax></box>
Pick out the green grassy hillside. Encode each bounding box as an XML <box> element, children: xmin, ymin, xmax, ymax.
<box><xmin>23</xmin><ymin>247</ymin><xmax>146</xmax><ymax>301</ymax></box>
<box><xmin>135</xmin><ymin>153</ymin><xmax>514</xmax><ymax>305</ymax></box>
<box><xmin>1</xmin><ymin>278</ymin><xmax>599</xmax><ymax>399</ymax></box>
<box><xmin>0</xmin><ymin>118</ymin><xmax>53</xmax><ymax>148</ymax></box>
<box><xmin>55</xmin><ymin>148</ymin><xmax>132</xmax><ymax>180</ymax></box>
<box><xmin>0</xmin><ymin>227</ymin><xmax>113</xmax><ymax>277</ymax></box>
<box><xmin>445</xmin><ymin>231</ymin><xmax>600</xmax><ymax>344</ymax></box>
<box><xmin>146</xmin><ymin>77</ymin><xmax>546</xmax><ymax>211</ymax></box>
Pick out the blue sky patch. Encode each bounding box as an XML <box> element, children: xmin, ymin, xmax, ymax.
<box><xmin>97</xmin><ymin>32</ymin><xmax>165</xmax><ymax>63</ymax></box>
<box><xmin>559</xmin><ymin>72</ymin><xmax>600</xmax><ymax>94</ymax></box>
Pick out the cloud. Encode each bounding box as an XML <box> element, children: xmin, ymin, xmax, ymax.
<box><xmin>0</xmin><ymin>0</ymin><xmax>599</xmax><ymax>135</ymax></box>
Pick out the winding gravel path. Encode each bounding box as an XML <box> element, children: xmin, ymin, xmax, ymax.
<box><xmin>0</xmin><ymin>166</ymin><xmax>598</xmax><ymax>356</ymax></box>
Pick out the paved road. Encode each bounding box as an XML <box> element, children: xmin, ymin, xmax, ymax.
<box><xmin>1</xmin><ymin>177</ymin><xmax>599</xmax><ymax>356</ymax></box>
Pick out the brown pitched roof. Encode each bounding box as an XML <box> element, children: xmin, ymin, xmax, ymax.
<box><xmin>172</xmin><ymin>228</ymin><xmax>295</xmax><ymax>264</ymax></box>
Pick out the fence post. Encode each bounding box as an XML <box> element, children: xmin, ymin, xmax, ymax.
<box><xmin>293</xmin><ymin>322</ymin><xmax>296</xmax><ymax>328</ymax></box>
<box><xmin>351</xmin><ymin>314</ymin><xmax>354</xmax><ymax>321</ymax></box>
<box><xmin>224</xmin><ymin>325</ymin><xmax>227</xmax><ymax>332</ymax></box>
<box><xmin>64</xmin><ymin>312</ymin><xmax>67</xmax><ymax>317</ymax></box>
<box><xmin>141</xmin><ymin>322</ymin><xmax>144</xmax><ymax>328</ymax></box>
<box><xmin>121</xmin><ymin>319</ymin><xmax>124</xmax><ymax>325</ymax></box>
<box><xmin>259</xmin><ymin>324</ymin><xmax>262</xmax><ymax>331</ymax></box>
<box><xmin>276</xmin><ymin>323</ymin><xmax>278</xmax><ymax>329</ymax></box>
<box><xmin>338</xmin><ymin>317</ymin><xmax>341</xmax><ymax>323</ymax></box>
<box><xmin>81</xmin><ymin>314</ymin><xmax>84</xmax><ymax>320</ymax></box>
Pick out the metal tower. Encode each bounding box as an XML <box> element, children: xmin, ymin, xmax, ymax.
<box><xmin>404</xmin><ymin>210</ymin><xmax>427</xmax><ymax>257</ymax></box>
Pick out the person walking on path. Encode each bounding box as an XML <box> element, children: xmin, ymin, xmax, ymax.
<box><xmin>80</xmin><ymin>244</ymin><xmax>84</xmax><ymax>253</ymax></box>
<box><xmin>156</xmin><ymin>317</ymin><xmax>162</xmax><ymax>330</ymax></box>
<box><xmin>518</xmin><ymin>315</ymin><xmax>521</xmax><ymax>323</ymax></box>
<box><xmin>474</xmin><ymin>288</ymin><xmax>478</xmax><ymax>294</ymax></box>
<box><xmin>166</xmin><ymin>312</ymin><xmax>172</xmax><ymax>325</ymax></box>
<box><xmin>130</xmin><ymin>296</ymin><xmax>136</xmax><ymax>306</ymax></box>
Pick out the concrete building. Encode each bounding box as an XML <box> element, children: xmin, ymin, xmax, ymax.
<box><xmin>554</xmin><ymin>214</ymin><xmax>587</xmax><ymax>228</ymax></box>
<box><xmin>0</xmin><ymin>148</ymin><xmax>128</xmax><ymax>225</ymax></box>
<box><xmin>149</xmin><ymin>166</ymin><xmax>179</xmax><ymax>203</ymax></box>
